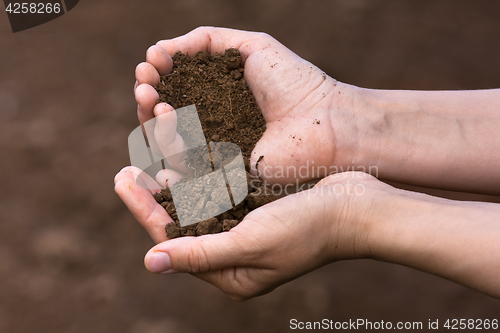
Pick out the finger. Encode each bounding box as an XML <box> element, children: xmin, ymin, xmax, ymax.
<box><xmin>153</xmin><ymin>103</ymin><xmax>177</xmax><ymax>144</ymax></box>
<box><xmin>114</xmin><ymin>166</ymin><xmax>171</xmax><ymax>243</ymax></box>
<box><xmin>144</xmin><ymin>229</ymin><xmax>255</xmax><ymax>274</ymax></box>
<box><xmin>146</xmin><ymin>45</ymin><xmax>173</xmax><ymax>76</ymax></box>
<box><xmin>135</xmin><ymin>62</ymin><xmax>160</xmax><ymax>86</ymax></box>
<box><xmin>153</xmin><ymin>104</ymin><xmax>189</xmax><ymax>174</ymax></box>
<box><xmin>132</xmin><ymin>167</ymin><xmax>163</xmax><ymax>191</ymax></box>
<box><xmin>142</xmin><ymin>103</ymin><xmax>175</xmax><ymax>157</ymax></box>
<box><xmin>156</xmin><ymin>26</ymin><xmax>277</xmax><ymax>63</ymax></box>
<box><xmin>135</xmin><ymin>84</ymin><xmax>159</xmax><ymax>124</ymax></box>
<box><xmin>155</xmin><ymin>168</ymin><xmax>184</xmax><ymax>188</ymax></box>
<box><xmin>137</xmin><ymin>105</ymin><xmax>150</xmax><ymax>128</ymax></box>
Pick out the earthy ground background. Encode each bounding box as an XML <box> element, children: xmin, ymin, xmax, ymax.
<box><xmin>1</xmin><ymin>0</ymin><xmax>500</xmax><ymax>332</ymax></box>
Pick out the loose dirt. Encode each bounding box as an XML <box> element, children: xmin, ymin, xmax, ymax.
<box><xmin>154</xmin><ymin>49</ymin><xmax>277</xmax><ymax>238</ymax></box>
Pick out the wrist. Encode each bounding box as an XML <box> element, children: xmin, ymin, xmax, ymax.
<box><xmin>350</xmin><ymin>87</ymin><xmax>435</xmax><ymax>185</ymax></box>
<box><xmin>336</xmin><ymin>86</ymin><xmax>500</xmax><ymax>193</ymax></box>
<box><xmin>317</xmin><ymin>172</ymin><xmax>398</xmax><ymax>261</ymax></box>
<box><xmin>365</xmin><ymin>189</ymin><xmax>429</xmax><ymax>261</ymax></box>
<box><xmin>367</xmin><ymin>190</ymin><xmax>500</xmax><ymax>297</ymax></box>
<box><xmin>366</xmin><ymin>188</ymin><xmax>476</xmax><ymax>268</ymax></box>
<box><xmin>330</xmin><ymin>84</ymin><xmax>454</xmax><ymax>182</ymax></box>
<box><xmin>325</xmin><ymin>82</ymin><xmax>388</xmax><ymax>177</ymax></box>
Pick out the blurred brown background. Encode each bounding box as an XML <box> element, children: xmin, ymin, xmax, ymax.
<box><xmin>1</xmin><ymin>0</ymin><xmax>500</xmax><ymax>332</ymax></box>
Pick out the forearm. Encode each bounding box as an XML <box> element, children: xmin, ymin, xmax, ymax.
<box><xmin>369</xmin><ymin>191</ymin><xmax>500</xmax><ymax>298</ymax></box>
<box><xmin>342</xmin><ymin>84</ymin><xmax>500</xmax><ymax>194</ymax></box>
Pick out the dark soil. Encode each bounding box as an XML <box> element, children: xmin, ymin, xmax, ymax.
<box><xmin>154</xmin><ymin>49</ymin><xmax>278</xmax><ymax>238</ymax></box>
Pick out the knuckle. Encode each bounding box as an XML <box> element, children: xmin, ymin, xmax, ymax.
<box><xmin>185</xmin><ymin>246</ymin><xmax>210</xmax><ymax>273</ymax></box>
<box><xmin>257</xmin><ymin>31</ymin><xmax>271</xmax><ymax>39</ymax></box>
<box><xmin>193</xmin><ymin>26</ymin><xmax>213</xmax><ymax>35</ymax></box>
<box><xmin>255</xmin><ymin>31</ymin><xmax>275</xmax><ymax>43</ymax></box>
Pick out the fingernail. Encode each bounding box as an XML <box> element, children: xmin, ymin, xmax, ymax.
<box><xmin>147</xmin><ymin>251</ymin><xmax>172</xmax><ymax>273</ymax></box>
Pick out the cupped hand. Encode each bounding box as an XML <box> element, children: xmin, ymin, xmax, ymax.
<box><xmin>115</xmin><ymin>167</ymin><xmax>396</xmax><ymax>300</ymax></box>
<box><xmin>135</xmin><ymin>26</ymin><xmax>362</xmax><ymax>185</ymax></box>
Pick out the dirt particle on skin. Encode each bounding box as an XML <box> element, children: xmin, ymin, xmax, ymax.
<box><xmin>256</xmin><ymin>155</ymin><xmax>264</xmax><ymax>168</ymax></box>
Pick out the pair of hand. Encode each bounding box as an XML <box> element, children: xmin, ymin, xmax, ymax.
<box><xmin>114</xmin><ymin>27</ymin><xmax>413</xmax><ymax>300</ymax></box>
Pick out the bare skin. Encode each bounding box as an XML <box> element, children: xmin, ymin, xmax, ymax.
<box><xmin>115</xmin><ymin>27</ymin><xmax>500</xmax><ymax>301</ymax></box>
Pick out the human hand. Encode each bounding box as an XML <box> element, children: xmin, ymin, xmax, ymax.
<box><xmin>115</xmin><ymin>167</ymin><xmax>398</xmax><ymax>300</ymax></box>
<box><xmin>134</xmin><ymin>26</ymin><xmax>366</xmax><ymax>186</ymax></box>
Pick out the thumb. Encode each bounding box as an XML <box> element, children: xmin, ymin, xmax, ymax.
<box><xmin>144</xmin><ymin>231</ymin><xmax>252</xmax><ymax>274</ymax></box>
